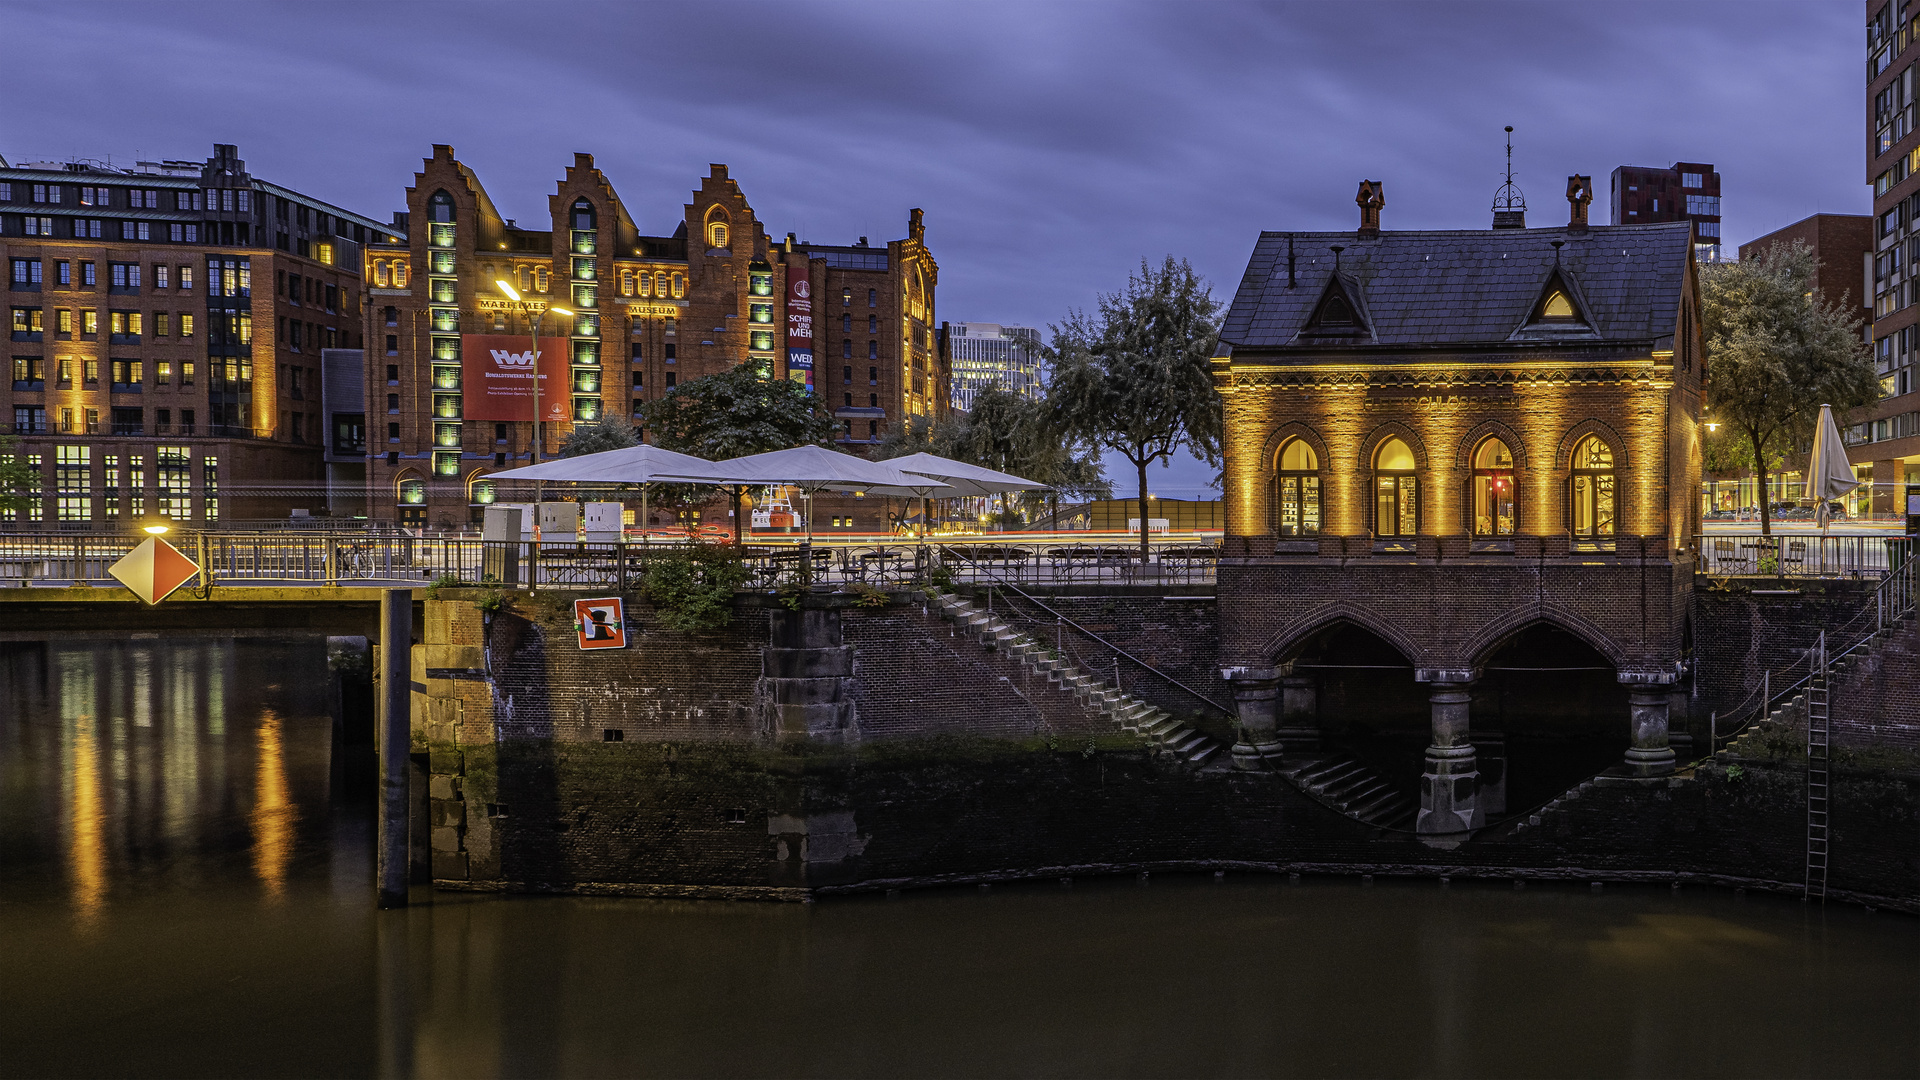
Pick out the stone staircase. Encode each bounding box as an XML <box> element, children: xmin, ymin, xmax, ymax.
<box><xmin>929</xmin><ymin>591</ymin><xmax>1223</xmax><ymax>768</ymax></box>
<box><xmin>1273</xmin><ymin>753</ymin><xmax>1417</xmax><ymax>829</ymax></box>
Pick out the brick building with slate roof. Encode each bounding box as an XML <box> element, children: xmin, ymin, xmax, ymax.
<box><xmin>1211</xmin><ymin>180</ymin><xmax>1704</xmax><ymax>834</ymax></box>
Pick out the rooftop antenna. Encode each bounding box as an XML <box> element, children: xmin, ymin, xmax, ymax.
<box><xmin>1492</xmin><ymin>125</ymin><xmax>1527</xmax><ymax>229</ymax></box>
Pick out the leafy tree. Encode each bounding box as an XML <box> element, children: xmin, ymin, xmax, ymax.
<box><xmin>0</xmin><ymin>436</ymin><xmax>34</xmax><ymax>514</ymax></box>
<box><xmin>643</xmin><ymin>540</ymin><xmax>752</xmax><ymax>634</ymax></box>
<box><xmin>874</xmin><ymin>389</ymin><xmax>1108</xmax><ymax>529</ymax></box>
<box><xmin>641</xmin><ymin>362</ymin><xmax>837</xmax><ymax>543</ymax></box>
<box><xmin>557</xmin><ymin>416</ymin><xmax>640</xmax><ymax>458</ymax></box>
<box><xmin>1700</xmin><ymin>242</ymin><xmax>1878</xmax><ymax>535</ymax></box>
<box><xmin>1045</xmin><ymin>256</ymin><xmax>1221</xmax><ymax>562</ymax></box>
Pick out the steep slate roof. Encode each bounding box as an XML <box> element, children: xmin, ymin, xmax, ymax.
<box><xmin>1219</xmin><ymin>222</ymin><xmax>1692</xmax><ymax>352</ymax></box>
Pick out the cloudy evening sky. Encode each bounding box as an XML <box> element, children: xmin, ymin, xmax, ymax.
<box><xmin>1</xmin><ymin>1</ymin><xmax>1866</xmax><ymax>495</ymax></box>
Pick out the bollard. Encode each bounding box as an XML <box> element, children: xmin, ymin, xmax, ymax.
<box><xmin>378</xmin><ymin>588</ymin><xmax>412</xmax><ymax>908</ymax></box>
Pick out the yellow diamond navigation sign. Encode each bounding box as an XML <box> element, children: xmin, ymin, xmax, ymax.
<box><xmin>109</xmin><ymin>536</ymin><xmax>202</xmax><ymax>605</ymax></box>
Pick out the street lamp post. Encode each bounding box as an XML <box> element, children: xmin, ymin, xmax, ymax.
<box><xmin>495</xmin><ymin>281</ymin><xmax>572</xmax><ymax>506</ymax></box>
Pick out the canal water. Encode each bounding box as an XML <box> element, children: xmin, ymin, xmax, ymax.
<box><xmin>4</xmin><ymin>636</ymin><xmax>1920</xmax><ymax>1078</ymax></box>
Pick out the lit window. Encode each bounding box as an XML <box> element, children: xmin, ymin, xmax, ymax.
<box><xmin>1471</xmin><ymin>438</ymin><xmax>1515</xmax><ymax>538</ymax></box>
<box><xmin>1570</xmin><ymin>436</ymin><xmax>1615</xmax><ymax>538</ymax></box>
<box><xmin>1373</xmin><ymin>437</ymin><xmax>1417</xmax><ymax>538</ymax></box>
<box><xmin>1274</xmin><ymin>439</ymin><xmax>1319</xmax><ymax>538</ymax></box>
<box><xmin>1541</xmin><ymin>292</ymin><xmax>1574</xmax><ymax>319</ymax></box>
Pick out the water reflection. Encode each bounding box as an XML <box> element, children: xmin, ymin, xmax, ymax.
<box><xmin>4</xmin><ymin>638</ymin><xmax>1920</xmax><ymax>1078</ymax></box>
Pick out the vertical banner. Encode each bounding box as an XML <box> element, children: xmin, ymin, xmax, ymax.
<box><xmin>461</xmin><ymin>333</ymin><xmax>568</xmax><ymax>422</ymax></box>
<box><xmin>573</xmin><ymin>597</ymin><xmax>627</xmax><ymax>650</ymax></box>
<box><xmin>785</xmin><ymin>267</ymin><xmax>814</xmax><ymax>393</ymax></box>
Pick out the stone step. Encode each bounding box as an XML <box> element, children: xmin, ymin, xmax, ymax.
<box><xmin>1169</xmin><ymin>732</ymin><xmax>1208</xmax><ymax>757</ymax></box>
<box><xmin>1185</xmin><ymin>742</ymin><xmax>1221</xmax><ymax>767</ymax></box>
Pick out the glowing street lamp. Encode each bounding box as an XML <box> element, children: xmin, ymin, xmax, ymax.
<box><xmin>142</xmin><ymin>522</ymin><xmax>170</xmax><ymax>535</ymax></box>
<box><xmin>495</xmin><ymin>280</ymin><xmax>573</xmax><ymax>503</ymax></box>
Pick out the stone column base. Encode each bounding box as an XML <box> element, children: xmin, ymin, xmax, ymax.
<box><xmin>1417</xmin><ymin>744</ymin><xmax>1483</xmax><ymax>834</ymax></box>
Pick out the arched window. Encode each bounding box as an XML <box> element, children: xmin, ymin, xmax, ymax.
<box><xmin>709</xmin><ymin>222</ymin><xmax>729</xmax><ymax>248</ymax></box>
<box><xmin>428</xmin><ymin>190</ymin><xmax>454</xmax><ymax>223</ymax></box>
<box><xmin>653</xmin><ymin>272</ymin><xmax>667</xmax><ymax>296</ymax></box>
<box><xmin>397</xmin><ymin>477</ymin><xmax>425</xmax><ymax>505</ymax></box>
<box><xmin>392</xmin><ymin>261</ymin><xmax>408</xmax><ymax>288</ymax></box>
<box><xmin>1541</xmin><ymin>291</ymin><xmax>1574</xmax><ymax>319</ymax></box>
<box><xmin>372</xmin><ymin>260</ymin><xmax>388</xmax><ymax>287</ymax></box>
<box><xmin>518</xmin><ymin>265</ymin><xmax>532</xmax><ymax>292</ymax></box>
<box><xmin>468</xmin><ymin>477</ymin><xmax>496</xmax><ymax>506</ymax></box>
<box><xmin>1274</xmin><ymin>439</ymin><xmax>1320</xmax><ymax>537</ymax></box>
<box><xmin>1373</xmin><ymin>437</ymin><xmax>1417</xmax><ymax>538</ymax></box>
<box><xmin>1472</xmin><ymin>437</ymin><xmax>1516</xmax><ymax>537</ymax></box>
<box><xmin>1320</xmin><ymin>295</ymin><xmax>1353</xmax><ymax>324</ymax></box>
<box><xmin>620</xmin><ymin>270</ymin><xmax>633</xmax><ymax>296</ymax></box>
<box><xmin>670</xmin><ymin>273</ymin><xmax>684</xmax><ymax>298</ymax></box>
<box><xmin>1570</xmin><ymin>436</ymin><xmax>1615</xmax><ymax>537</ymax></box>
<box><xmin>571</xmin><ymin>199</ymin><xmax>596</xmax><ymax>231</ymax></box>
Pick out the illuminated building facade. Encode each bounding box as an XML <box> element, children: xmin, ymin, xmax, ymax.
<box><xmin>1213</xmin><ymin>180</ymin><xmax>1702</xmax><ymax>833</ymax></box>
<box><xmin>364</xmin><ymin>147</ymin><xmax>946</xmax><ymax>528</ymax></box>
<box><xmin>0</xmin><ymin>143</ymin><xmax>392</xmax><ymax>526</ymax></box>
<box><xmin>1863</xmin><ymin>1</ymin><xmax>1920</xmax><ymax>514</ymax></box>
<box><xmin>948</xmin><ymin>322</ymin><xmax>1042</xmax><ymax>411</ymax></box>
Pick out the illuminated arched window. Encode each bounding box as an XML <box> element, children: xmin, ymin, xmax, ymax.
<box><xmin>653</xmin><ymin>272</ymin><xmax>667</xmax><ymax>296</ymax></box>
<box><xmin>534</xmin><ymin>266</ymin><xmax>549</xmax><ymax>293</ymax></box>
<box><xmin>1542</xmin><ymin>291</ymin><xmax>1574</xmax><ymax>319</ymax></box>
<box><xmin>1471</xmin><ymin>437</ymin><xmax>1516</xmax><ymax>537</ymax></box>
<box><xmin>1373</xmin><ymin>437</ymin><xmax>1417</xmax><ymax>538</ymax></box>
<box><xmin>670</xmin><ymin>273</ymin><xmax>684</xmax><ymax>298</ymax></box>
<box><xmin>1571</xmin><ymin>435</ymin><xmax>1615</xmax><ymax>537</ymax></box>
<box><xmin>392</xmin><ymin>261</ymin><xmax>408</xmax><ymax>288</ymax></box>
<box><xmin>468</xmin><ymin>477</ymin><xmax>496</xmax><ymax>506</ymax></box>
<box><xmin>1274</xmin><ymin>439</ymin><xmax>1319</xmax><ymax>537</ymax></box>
<box><xmin>428</xmin><ymin>190</ymin><xmax>455</xmax><ymax>223</ymax></box>
<box><xmin>397</xmin><ymin>477</ymin><xmax>425</xmax><ymax>505</ymax></box>
<box><xmin>709</xmin><ymin>222</ymin><xmax>729</xmax><ymax>248</ymax></box>
<box><xmin>620</xmin><ymin>270</ymin><xmax>633</xmax><ymax>296</ymax></box>
<box><xmin>518</xmin><ymin>265</ymin><xmax>532</xmax><ymax>292</ymax></box>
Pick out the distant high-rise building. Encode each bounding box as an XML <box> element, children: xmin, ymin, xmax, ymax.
<box><xmin>1609</xmin><ymin>162</ymin><xmax>1722</xmax><ymax>261</ymax></box>
<box><xmin>947</xmin><ymin>322</ymin><xmax>1040</xmax><ymax>412</ymax></box>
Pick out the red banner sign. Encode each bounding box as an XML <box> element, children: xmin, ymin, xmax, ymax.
<box><xmin>461</xmin><ymin>334</ymin><xmax>568</xmax><ymax>423</ymax></box>
<box><xmin>786</xmin><ymin>270</ymin><xmax>812</xmax><ymax>347</ymax></box>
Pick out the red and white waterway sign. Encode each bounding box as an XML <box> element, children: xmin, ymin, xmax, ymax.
<box><xmin>109</xmin><ymin>536</ymin><xmax>201</xmax><ymax>604</ymax></box>
<box><xmin>573</xmin><ymin>597</ymin><xmax>627</xmax><ymax>650</ymax></box>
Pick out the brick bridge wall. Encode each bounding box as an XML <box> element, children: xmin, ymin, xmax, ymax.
<box><xmin>400</xmin><ymin>583</ymin><xmax>1920</xmax><ymax>908</ymax></box>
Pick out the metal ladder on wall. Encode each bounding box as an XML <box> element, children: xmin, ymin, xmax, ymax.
<box><xmin>1805</xmin><ymin>630</ymin><xmax>1830</xmax><ymax>903</ymax></box>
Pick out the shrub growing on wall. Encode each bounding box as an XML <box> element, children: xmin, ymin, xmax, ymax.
<box><xmin>644</xmin><ymin>542</ymin><xmax>751</xmax><ymax>634</ymax></box>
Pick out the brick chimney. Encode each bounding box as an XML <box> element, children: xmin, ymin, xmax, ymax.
<box><xmin>1356</xmin><ymin>180</ymin><xmax>1384</xmax><ymax>235</ymax></box>
<box><xmin>1566</xmin><ymin>175</ymin><xmax>1593</xmax><ymax>233</ymax></box>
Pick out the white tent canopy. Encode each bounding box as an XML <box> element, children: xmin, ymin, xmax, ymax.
<box><xmin>656</xmin><ymin>444</ymin><xmax>955</xmax><ymax>498</ymax></box>
<box><xmin>486</xmin><ymin>444</ymin><xmax>726</xmax><ymax>484</ymax></box>
<box><xmin>885</xmin><ymin>452</ymin><xmax>1049</xmax><ymax>496</ymax></box>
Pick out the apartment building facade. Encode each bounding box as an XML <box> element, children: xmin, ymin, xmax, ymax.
<box><xmin>1863</xmin><ymin>0</ymin><xmax>1920</xmax><ymax>512</ymax></box>
<box><xmin>0</xmin><ymin>143</ymin><xmax>395</xmax><ymax>528</ymax></box>
<box><xmin>1609</xmin><ymin>162</ymin><xmax>1723</xmax><ymax>261</ymax></box>
<box><xmin>947</xmin><ymin>322</ymin><xmax>1042</xmax><ymax>412</ymax></box>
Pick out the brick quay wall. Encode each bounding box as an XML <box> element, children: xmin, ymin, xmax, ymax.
<box><xmin>401</xmin><ymin>585</ymin><xmax>1920</xmax><ymax>910</ymax></box>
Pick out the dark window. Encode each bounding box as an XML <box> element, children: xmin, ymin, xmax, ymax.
<box><xmin>334</xmin><ymin>413</ymin><xmax>365</xmax><ymax>454</ymax></box>
<box><xmin>111</xmin><ymin>407</ymin><xmax>143</xmax><ymax>436</ymax></box>
<box><xmin>869</xmin><ymin>367</ymin><xmax>878</xmax><ymax>385</ymax></box>
<box><xmin>388</xmin><ymin>422</ymin><xmax>400</xmax><ymax>440</ymax></box>
<box><xmin>843</xmin><ymin>339</ymin><xmax>852</xmax><ymax>358</ymax></box>
<box><xmin>386</xmin><ymin>334</ymin><xmax>398</xmax><ymax>355</ymax></box>
<box><xmin>844</xmin><ymin>392</ymin><xmax>854</xmax><ymax>407</ymax></box>
<box><xmin>571</xmin><ymin>198</ymin><xmax>596</xmax><ymax>231</ymax></box>
<box><xmin>429</xmin><ymin>190</ymin><xmax>454</xmax><ymax>223</ymax></box>
<box><xmin>663</xmin><ymin>343</ymin><xmax>675</xmax><ymax>362</ymax></box>
<box><xmin>868</xmin><ymin>341</ymin><xmax>877</xmax><ymax>359</ymax></box>
<box><xmin>386</xmin><ymin>365</ymin><xmax>399</xmax><ymax>383</ymax></box>
<box><xmin>631</xmin><ymin>370</ymin><xmax>643</xmax><ymax>388</ymax></box>
<box><xmin>868</xmin><ymin>393</ymin><xmax>878</xmax><ymax>408</ymax></box>
<box><xmin>665</xmin><ymin>372</ymin><xmax>675</xmax><ymax>389</ymax></box>
<box><xmin>387</xmin><ymin>393</ymin><xmax>400</xmax><ymax>412</ymax></box>
<box><xmin>868</xmin><ymin>289</ymin><xmax>877</xmax><ymax>307</ymax></box>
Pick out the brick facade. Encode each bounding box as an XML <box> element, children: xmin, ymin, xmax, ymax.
<box><xmin>362</xmin><ymin>147</ymin><xmax>947</xmax><ymax>530</ymax></box>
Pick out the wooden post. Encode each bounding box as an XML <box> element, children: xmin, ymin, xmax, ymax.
<box><xmin>378</xmin><ymin>588</ymin><xmax>412</xmax><ymax>908</ymax></box>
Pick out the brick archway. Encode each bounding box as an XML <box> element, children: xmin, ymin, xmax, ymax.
<box><xmin>1553</xmin><ymin>418</ymin><xmax>1630</xmax><ymax>472</ymax></box>
<box><xmin>1463</xmin><ymin>604</ymin><xmax>1631</xmax><ymax>672</ymax></box>
<box><xmin>1260</xmin><ymin>601</ymin><xmax>1426</xmax><ymax>668</ymax></box>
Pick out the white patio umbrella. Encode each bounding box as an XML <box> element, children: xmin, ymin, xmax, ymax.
<box><xmin>654</xmin><ymin>444</ymin><xmax>955</xmax><ymax>545</ymax></box>
<box><xmin>883</xmin><ymin>452</ymin><xmax>1050</xmax><ymax>536</ymax></box>
<box><xmin>488</xmin><ymin>444</ymin><xmax>730</xmax><ymax>538</ymax></box>
<box><xmin>1804</xmin><ymin>403</ymin><xmax>1860</xmax><ymax>531</ymax></box>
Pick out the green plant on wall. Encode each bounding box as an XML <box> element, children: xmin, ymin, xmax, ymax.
<box><xmin>845</xmin><ymin>582</ymin><xmax>891</xmax><ymax>609</ymax></box>
<box><xmin>645</xmin><ymin>541</ymin><xmax>751</xmax><ymax>633</ymax></box>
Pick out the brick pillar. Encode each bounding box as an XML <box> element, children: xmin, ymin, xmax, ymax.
<box><xmin>1622</xmin><ymin>678</ymin><xmax>1677</xmax><ymax>777</ymax></box>
<box><xmin>1279</xmin><ymin>674</ymin><xmax>1320</xmax><ymax>755</ymax></box>
<box><xmin>1417</xmin><ymin>677</ymin><xmax>1482</xmax><ymax>833</ymax></box>
<box><xmin>1221</xmin><ymin>665</ymin><xmax>1281</xmax><ymax>770</ymax></box>
<box><xmin>1873</xmin><ymin>458</ymin><xmax>1901</xmax><ymax>516</ymax></box>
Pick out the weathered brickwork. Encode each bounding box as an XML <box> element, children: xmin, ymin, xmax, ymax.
<box><xmin>1692</xmin><ymin>580</ymin><xmax>1877</xmax><ymax>722</ymax></box>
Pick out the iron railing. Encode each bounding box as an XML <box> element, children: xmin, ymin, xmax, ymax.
<box><xmin>1693</xmin><ymin>533</ymin><xmax>1913</xmax><ymax>578</ymax></box>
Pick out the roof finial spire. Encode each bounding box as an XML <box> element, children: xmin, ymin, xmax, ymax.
<box><xmin>1492</xmin><ymin>125</ymin><xmax>1527</xmax><ymax>229</ymax></box>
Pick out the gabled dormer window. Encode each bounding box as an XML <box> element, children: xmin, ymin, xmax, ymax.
<box><xmin>1300</xmin><ymin>275</ymin><xmax>1370</xmax><ymax>340</ymax></box>
<box><xmin>1541</xmin><ymin>291</ymin><xmax>1575</xmax><ymax>319</ymax></box>
<box><xmin>1320</xmin><ymin>295</ymin><xmax>1353</xmax><ymax>325</ymax></box>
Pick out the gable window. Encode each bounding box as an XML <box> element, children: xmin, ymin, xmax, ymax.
<box><xmin>1472</xmin><ymin>438</ymin><xmax>1516</xmax><ymax>537</ymax></box>
<box><xmin>429</xmin><ymin>191</ymin><xmax>455</xmax><ymax>223</ymax></box>
<box><xmin>1274</xmin><ymin>439</ymin><xmax>1319</xmax><ymax>537</ymax></box>
<box><xmin>1373</xmin><ymin>437</ymin><xmax>1417</xmax><ymax>538</ymax></box>
<box><xmin>1570</xmin><ymin>436</ymin><xmax>1615</xmax><ymax>539</ymax></box>
<box><xmin>1541</xmin><ymin>291</ymin><xmax>1574</xmax><ymax>319</ymax></box>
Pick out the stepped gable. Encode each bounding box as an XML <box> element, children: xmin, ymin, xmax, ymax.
<box><xmin>1219</xmin><ymin>222</ymin><xmax>1693</xmax><ymax>353</ymax></box>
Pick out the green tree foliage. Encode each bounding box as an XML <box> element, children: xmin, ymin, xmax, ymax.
<box><xmin>1700</xmin><ymin>242</ymin><xmax>1878</xmax><ymax>535</ymax></box>
<box><xmin>640</xmin><ymin>363</ymin><xmax>838</xmax><ymax>542</ymax></box>
<box><xmin>557</xmin><ymin>416</ymin><xmax>640</xmax><ymax>458</ymax></box>
<box><xmin>1045</xmin><ymin>256</ymin><xmax>1221</xmax><ymax>560</ymax></box>
<box><xmin>0</xmin><ymin>436</ymin><xmax>34</xmax><ymax>514</ymax></box>
<box><xmin>642</xmin><ymin>541</ymin><xmax>752</xmax><ymax>634</ymax></box>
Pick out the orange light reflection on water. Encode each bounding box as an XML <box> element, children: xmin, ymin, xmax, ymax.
<box><xmin>68</xmin><ymin>717</ymin><xmax>107</xmax><ymax>930</ymax></box>
<box><xmin>250</xmin><ymin>710</ymin><xmax>299</xmax><ymax>900</ymax></box>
